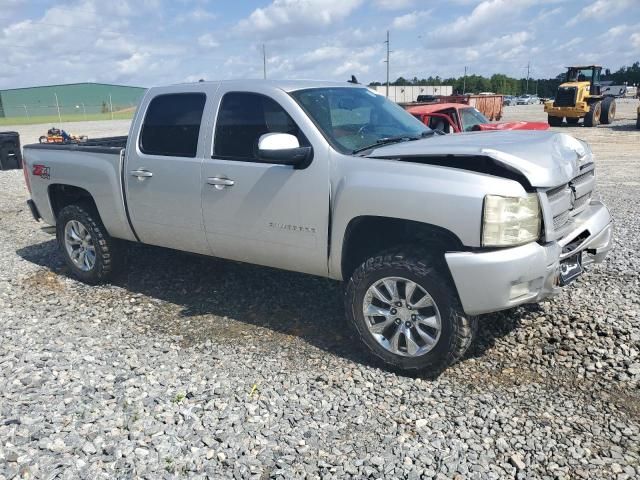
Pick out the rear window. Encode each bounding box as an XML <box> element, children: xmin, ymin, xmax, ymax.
<box><xmin>140</xmin><ymin>93</ymin><xmax>206</xmax><ymax>157</ymax></box>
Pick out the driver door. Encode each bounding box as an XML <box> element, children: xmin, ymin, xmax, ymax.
<box><xmin>201</xmin><ymin>89</ymin><xmax>330</xmax><ymax>276</ymax></box>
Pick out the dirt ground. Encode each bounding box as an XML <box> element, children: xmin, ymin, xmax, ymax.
<box><xmin>2</xmin><ymin>98</ymin><xmax>639</xmax><ymax>479</ymax></box>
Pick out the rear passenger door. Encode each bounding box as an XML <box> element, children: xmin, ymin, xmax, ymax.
<box><xmin>201</xmin><ymin>89</ymin><xmax>330</xmax><ymax>276</ymax></box>
<box><xmin>125</xmin><ymin>91</ymin><xmax>211</xmax><ymax>254</ymax></box>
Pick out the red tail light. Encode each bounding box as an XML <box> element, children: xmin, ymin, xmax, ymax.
<box><xmin>22</xmin><ymin>158</ymin><xmax>31</xmax><ymax>194</ymax></box>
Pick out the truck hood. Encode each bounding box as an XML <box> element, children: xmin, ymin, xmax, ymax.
<box><xmin>367</xmin><ymin>130</ymin><xmax>590</xmax><ymax>187</ymax></box>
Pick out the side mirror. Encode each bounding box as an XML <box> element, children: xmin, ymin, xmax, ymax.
<box><xmin>257</xmin><ymin>133</ymin><xmax>313</xmax><ymax>169</ymax></box>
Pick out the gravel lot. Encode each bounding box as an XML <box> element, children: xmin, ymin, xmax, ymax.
<box><xmin>1</xmin><ymin>101</ymin><xmax>639</xmax><ymax>479</ymax></box>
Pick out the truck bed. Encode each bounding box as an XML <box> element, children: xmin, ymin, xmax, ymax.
<box><xmin>24</xmin><ymin>136</ymin><xmax>128</xmax><ymax>154</ymax></box>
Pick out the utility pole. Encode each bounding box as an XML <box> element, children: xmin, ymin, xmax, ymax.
<box><xmin>463</xmin><ymin>66</ymin><xmax>467</xmax><ymax>95</ymax></box>
<box><xmin>263</xmin><ymin>44</ymin><xmax>267</xmax><ymax>80</ymax></box>
<box><xmin>384</xmin><ymin>30</ymin><xmax>390</xmax><ymax>98</ymax></box>
<box><xmin>526</xmin><ymin>61</ymin><xmax>530</xmax><ymax>94</ymax></box>
<box><xmin>109</xmin><ymin>94</ymin><xmax>114</xmax><ymax>120</ymax></box>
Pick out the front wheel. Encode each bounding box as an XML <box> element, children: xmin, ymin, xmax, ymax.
<box><xmin>584</xmin><ymin>101</ymin><xmax>601</xmax><ymax>127</ymax></box>
<box><xmin>345</xmin><ymin>249</ymin><xmax>476</xmax><ymax>373</ymax></box>
<box><xmin>548</xmin><ymin>115</ymin><xmax>563</xmax><ymax>127</ymax></box>
<box><xmin>600</xmin><ymin>97</ymin><xmax>615</xmax><ymax>124</ymax></box>
<box><xmin>56</xmin><ymin>203</ymin><xmax>123</xmax><ymax>284</ymax></box>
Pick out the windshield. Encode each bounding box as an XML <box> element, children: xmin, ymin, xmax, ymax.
<box><xmin>459</xmin><ymin>107</ymin><xmax>489</xmax><ymax>132</ymax></box>
<box><xmin>567</xmin><ymin>67</ymin><xmax>598</xmax><ymax>83</ymax></box>
<box><xmin>290</xmin><ymin>87</ymin><xmax>430</xmax><ymax>154</ymax></box>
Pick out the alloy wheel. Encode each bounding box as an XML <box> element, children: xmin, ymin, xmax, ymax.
<box><xmin>362</xmin><ymin>276</ymin><xmax>442</xmax><ymax>357</ymax></box>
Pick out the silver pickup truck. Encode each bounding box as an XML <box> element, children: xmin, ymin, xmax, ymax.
<box><xmin>22</xmin><ymin>80</ymin><xmax>613</xmax><ymax>373</ymax></box>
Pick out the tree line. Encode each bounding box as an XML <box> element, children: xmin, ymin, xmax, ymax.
<box><xmin>368</xmin><ymin>61</ymin><xmax>640</xmax><ymax>98</ymax></box>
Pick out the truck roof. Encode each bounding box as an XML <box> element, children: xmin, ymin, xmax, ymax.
<box><xmin>170</xmin><ymin>79</ymin><xmax>365</xmax><ymax>93</ymax></box>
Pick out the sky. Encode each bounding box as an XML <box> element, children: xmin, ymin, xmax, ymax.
<box><xmin>0</xmin><ymin>0</ymin><xmax>639</xmax><ymax>89</ymax></box>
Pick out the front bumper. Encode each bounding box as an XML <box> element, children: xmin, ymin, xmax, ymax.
<box><xmin>445</xmin><ymin>200</ymin><xmax>613</xmax><ymax>315</ymax></box>
<box><xmin>544</xmin><ymin>102</ymin><xmax>589</xmax><ymax>117</ymax></box>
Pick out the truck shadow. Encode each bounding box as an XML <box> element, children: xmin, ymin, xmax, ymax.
<box><xmin>17</xmin><ymin>240</ymin><xmax>523</xmax><ymax>378</ymax></box>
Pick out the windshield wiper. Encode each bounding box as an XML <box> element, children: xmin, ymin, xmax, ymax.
<box><xmin>352</xmin><ymin>130</ymin><xmax>434</xmax><ymax>155</ymax></box>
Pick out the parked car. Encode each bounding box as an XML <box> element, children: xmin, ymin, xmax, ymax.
<box><xmin>22</xmin><ymin>80</ymin><xmax>613</xmax><ymax>373</ymax></box>
<box><xmin>416</xmin><ymin>94</ymin><xmax>439</xmax><ymax>103</ymax></box>
<box><xmin>517</xmin><ymin>94</ymin><xmax>538</xmax><ymax>105</ymax></box>
<box><xmin>503</xmin><ymin>95</ymin><xmax>517</xmax><ymax>106</ymax></box>
<box><xmin>406</xmin><ymin>103</ymin><xmax>549</xmax><ymax>133</ymax></box>
<box><xmin>401</xmin><ymin>93</ymin><xmax>504</xmax><ymax>120</ymax></box>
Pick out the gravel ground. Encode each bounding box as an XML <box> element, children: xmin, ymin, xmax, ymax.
<box><xmin>1</xmin><ymin>101</ymin><xmax>639</xmax><ymax>479</ymax></box>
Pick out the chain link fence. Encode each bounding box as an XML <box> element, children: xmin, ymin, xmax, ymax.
<box><xmin>0</xmin><ymin>85</ymin><xmax>145</xmax><ymax>126</ymax></box>
<box><xmin>0</xmin><ymin>99</ymin><xmax>138</xmax><ymax>125</ymax></box>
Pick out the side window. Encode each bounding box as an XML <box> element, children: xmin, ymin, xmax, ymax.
<box><xmin>214</xmin><ymin>92</ymin><xmax>304</xmax><ymax>160</ymax></box>
<box><xmin>140</xmin><ymin>93</ymin><xmax>206</xmax><ymax>157</ymax></box>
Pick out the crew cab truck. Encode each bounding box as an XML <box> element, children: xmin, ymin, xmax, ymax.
<box><xmin>22</xmin><ymin>80</ymin><xmax>613</xmax><ymax>373</ymax></box>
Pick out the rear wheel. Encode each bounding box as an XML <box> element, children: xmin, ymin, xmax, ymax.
<box><xmin>56</xmin><ymin>203</ymin><xmax>123</xmax><ymax>284</ymax></box>
<box><xmin>584</xmin><ymin>101</ymin><xmax>601</xmax><ymax>127</ymax></box>
<box><xmin>548</xmin><ymin>115</ymin><xmax>563</xmax><ymax>127</ymax></box>
<box><xmin>566</xmin><ymin>117</ymin><xmax>580</xmax><ymax>125</ymax></box>
<box><xmin>345</xmin><ymin>249</ymin><xmax>476</xmax><ymax>373</ymax></box>
<box><xmin>600</xmin><ymin>97</ymin><xmax>616</xmax><ymax>124</ymax></box>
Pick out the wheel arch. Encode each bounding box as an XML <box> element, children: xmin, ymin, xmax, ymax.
<box><xmin>48</xmin><ymin>184</ymin><xmax>98</xmax><ymax>220</ymax></box>
<box><xmin>339</xmin><ymin>216</ymin><xmax>464</xmax><ymax>282</ymax></box>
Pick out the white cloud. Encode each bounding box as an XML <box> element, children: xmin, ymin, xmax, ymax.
<box><xmin>198</xmin><ymin>33</ymin><xmax>219</xmax><ymax>48</ymax></box>
<box><xmin>176</xmin><ymin>7</ymin><xmax>217</xmax><ymax>23</ymax></box>
<box><xmin>373</xmin><ymin>0</ymin><xmax>414</xmax><ymax>10</ymax></box>
<box><xmin>567</xmin><ymin>0</ymin><xmax>634</xmax><ymax>26</ymax></box>
<box><xmin>0</xmin><ymin>0</ymin><xmax>635</xmax><ymax>91</ymax></box>
<box><xmin>235</xmin><ymin>0</ymin><xmax>364</xmax><ymax>39</ymax></box>
<box><xmin>428</xmin><ymin>0</ymin><xmax>537</xmax><ymax>47</ymax></box>
<box><xmin>117</xmin><ymin>52</ymin><xmax>150</xmax><ymax>75</ymax></box>
<box><xmin>391</xmin><ymin>10</ymin><xmax>431</xmax><ymax>29</ymax></box>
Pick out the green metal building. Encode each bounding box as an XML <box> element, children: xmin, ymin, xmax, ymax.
<box><xmin>0</xmin><ymin>82</ymin><xmax>146</xmax><ymax>119</ymax></box>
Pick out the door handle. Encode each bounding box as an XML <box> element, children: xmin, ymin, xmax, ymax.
<box><xmin>131</xmin><ymin>169</ymin><xmax>153</xmax><ymax>179</ymax></box>
<box><xmin>207</xmin><ymin>176</ymin><xmax>235</xmax><ymax>189</ymax></box>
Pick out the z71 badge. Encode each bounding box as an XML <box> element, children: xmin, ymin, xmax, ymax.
<box><xmin>32</xmin><ymin>165</ymin><xmax>50</xmax><ymax>179</ymax></box>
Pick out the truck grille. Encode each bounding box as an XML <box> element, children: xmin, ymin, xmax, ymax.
<box><xmin>554</xmin><ymin>87</ymin><xmax>577</xmax><ymax>107</ymax></box>
<box><xmin>545</xmin><ymin>166</ymin><xmax>595</xmax><ymax>237</ymax></box>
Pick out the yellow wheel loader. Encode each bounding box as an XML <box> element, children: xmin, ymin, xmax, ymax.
<box><xmin>544</xmin><ymin>65</ymin><xmax>616</xmax><ymax>127</ymax></box>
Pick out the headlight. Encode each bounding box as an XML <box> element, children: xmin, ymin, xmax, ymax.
<box><xmin>482</xmin><ymin>194</ymin><xmax>540</xmax><ymax>247</ymax></box>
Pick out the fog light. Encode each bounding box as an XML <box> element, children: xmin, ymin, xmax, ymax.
<box><xmin>510</xmin><ymin>282</ymin><xmax>531</xmax><ymax>300</ymax></box>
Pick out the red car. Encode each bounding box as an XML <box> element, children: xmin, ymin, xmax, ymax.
<box><xmin>407</xmin><ymin>103</ymin><xmax>549</xmax><ymax>134</ymax></box>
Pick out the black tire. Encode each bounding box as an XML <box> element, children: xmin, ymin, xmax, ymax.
<box><xmin>636</xmin><ymin>114</ymin><xmax>640</xmax><ymax>130</ymax></box>
<box><xmin>600</xmin><ymin>97</ymin><xmax>615</xmax><ymax>124</ymax></box>
<box><xmin>345</xmin><ymin>248</ymin><xmax>477</xmax><ymax>373</ymax></box>
<box><xmin>584</xmin><ymin>102</ymin><xmax>601</xmax><ymax>127</ymax></box>
<box><xmin>56</xmin><ymin>203</ymin><xmax>123</xmax><ymax>284</ymax></box>
<box><xmin>565</xmin><ymin>117</ymin><xmax>580</xmax><ymax>125</ymax></box>
<box><xmin>547</xmin><ymin>115</ymin><xmax>563</xmax><ymax>127</ymax></box>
